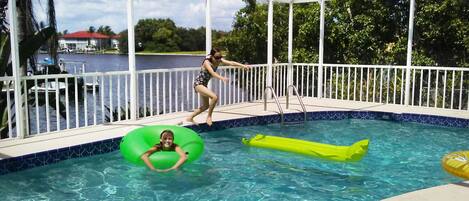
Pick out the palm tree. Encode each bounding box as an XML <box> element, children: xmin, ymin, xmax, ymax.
<box><xmin>88</xmin><ymin>26</ymin><xmax>96</xmax><ymax>33</ymax></box>
<box><xmin>1</xmin><ymin>1</ymin><xmax>7</xmax><ymax>33</ymax></box>
<box><xmin>0</xmin><ymin>0</ymin><xmax>60</xmax><ymax>138</ymax></box>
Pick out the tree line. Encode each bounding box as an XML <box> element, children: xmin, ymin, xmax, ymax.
<box><xmin>116</xmin><ymin>0</ymin><xmax>467</xmax><ymax>66</ymax></box>
<box><xmin>220</xmin><ymin>0</ymin><xmax>468</xmax><ymax>67</ymax></box>
<box><xmin>118</xmin><ymin>18</ymin><xmax>227</xmax><ymax>53</ymax></box>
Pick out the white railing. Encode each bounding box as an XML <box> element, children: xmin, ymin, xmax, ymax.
<box><xmin>21</xmin><ymin>71</ymin><xmax>131</xmax><ymax>135</ymax></box>
<box><xmin>1</xmin><ymin>63</ymin><xmax>468</xmax><ymax>141</ymax></box>
<box><xmin>321</xmin><ymin>64</ymin><xmax>408</xmax><ymax>104</ymax></box>
<box><xmin>1</xmin><ymin>76</ymin><xmax>16</xmax><ymax>139</ymax></box>
<box><xmin>409</xmin><ymin>66</ymin><xmax>469</xmax><ymax>109</ymax></box>
<box><xmin>315</xmin><ymin>64</ymin><xmax>469</xmax><ymax>110</ymax></box>
<box><xmin>137</xmin><ymin>64</ymin><xmax>268</xmax><ymax>118</ymax></box>
<box><xmin>292</xmin><ymin>63</ymin><xmax>319</xmax><ymax>98</ymax></box>
<box><xmin>0</xmin><ymin>64</ymin><xmax>267</xmax><ymax>138</ymax></box>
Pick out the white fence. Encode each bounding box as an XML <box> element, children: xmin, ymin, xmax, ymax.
<box><xmin>136</xmin><ymin>65</ymin><xmax>267</xmax><ymax>118</ymax></box>
<box><xmin>22</xmin><ymin>72</ymin><xmax>132</xmax><ymax>134</ymax></box>
<box><xmin>1</xmin><ymin>63</ymin><xmax>468</xmax><ymax>140</ymax></box>
<box><xmin>0</xmin><ymin>76</ymin><xmax>15</xmax><ymax>139</ymax></box>
<box><xmin>307</xmin><ymin>64</ymin><xmax>469</xmax><ymax>109</ymax></box>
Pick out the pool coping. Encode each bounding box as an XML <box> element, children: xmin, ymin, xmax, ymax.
<box><xmin>382</xmin><ymin>181</ymin><xmax>469</xmax><ymax>201</ymax></box>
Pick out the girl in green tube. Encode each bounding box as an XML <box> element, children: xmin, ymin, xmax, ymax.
<box><xmin>140</xmin><ymin>130</ymin><xmax>187</xmax><ymax>172</ymax></box>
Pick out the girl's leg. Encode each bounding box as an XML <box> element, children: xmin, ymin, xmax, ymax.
<box><xmin>186</xmin><ymin>93</ymin><xmax>209</xmax><ymax>125</ymax></box>
<box><xmin>193</xmin><ymin>85</ymin><xmax>218</xmax><ymax>126</ymax></box>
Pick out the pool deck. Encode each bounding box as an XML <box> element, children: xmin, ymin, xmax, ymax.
<box><xmin>0</xmin><ymin>97</ymin><xmax>468</xmax><ymax>200</ymax></box>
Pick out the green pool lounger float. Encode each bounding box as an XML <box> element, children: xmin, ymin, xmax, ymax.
<box><xmin>242</xmin><ymin>134</ymin><xmax>369</xmax><ymax>162</ymax></box>
<box><xmin>120</xmin><ymin>125</ymin><xmax>204</xmax><ymax>169</ymax></box>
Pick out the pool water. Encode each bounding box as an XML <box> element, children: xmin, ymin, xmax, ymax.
<box><xmin>1</xmin><ymin>119</ymin><xmax>468</xmax><ymax>200</ymax></box>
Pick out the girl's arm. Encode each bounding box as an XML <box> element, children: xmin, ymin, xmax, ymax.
<box><xmin>140</xmin><ymin>147</ymin><xmax>158</xmax><ymax>170</ymax></box>
<box><xmin>221</xmin><ymin>58</ymin><xmax>249</xmax><ymax>70</ymax></box>
<box><xmin>203</xmin><ymin>61</ymin><xmax>228</xmax><ymax>82</ymax></box>
<box><xmin>167</xmin><ymin>146</ymin><xmax>187</xmax><ymax>171</ymax></box>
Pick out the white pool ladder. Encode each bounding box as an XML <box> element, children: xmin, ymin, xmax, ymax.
<box><xmin>264</xmin><ymin>87</ymin><xmax>284</xmax><ymax>125</ymax></box>
<box><xmin>286</xmin><ymin>85</ymin><xmax>307</xmax><ymax>123</ymax></box>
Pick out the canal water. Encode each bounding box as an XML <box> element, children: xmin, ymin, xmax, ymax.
<box><xmin>38</xmin><ymin>53</ymin><xmax>204</xmax><ymax>72</ymax></box>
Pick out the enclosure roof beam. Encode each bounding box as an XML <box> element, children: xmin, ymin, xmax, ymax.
<box><xmin>8</xmin><ymin>0</ymin><xmax>26</xmax><ymax>138</ymax></box>
<box><xmin>127</xmin><ymin>0</ymin><xmax>137</xmax><ymax>120</ymax></box>
<box><xmin>269</xmin><ymin>0</ymin><xmax>326</xmax><ymax>98</ymax></box>
<box><xmin>404</xmin><ymin>0</ymin><xmax>415</xmax><ymax>105</ymax></box>
<box><xmin>205</xmin><ymin>0</ymin><xmax>212</xmax><ymax>55</ymax></box>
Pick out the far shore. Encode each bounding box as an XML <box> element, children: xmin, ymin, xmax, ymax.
<box><xmin>105</xmin><ymin>50</ymin><xmax>205</xmax><ymax>56</ymax></box>
<box><xmin>43</xmin><ymin>50</ymin><xmax>206</xmax><ymax>56</ymax></box>
<box><xmin>135</xmin><ymin>52</ymin><xmax>205</xmax><ymax>56</ymax></box>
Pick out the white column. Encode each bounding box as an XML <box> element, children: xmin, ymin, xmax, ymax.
<box><xmin>287</xmin><ymin>2</ymin><xmax>293</xmax><ymax>96</ymax></box>
<box><xmin>8</xmin><ymin>0</ymin><xmax>25</xmax><ymax>138</ymax></box>
<box><xmin>266</xmin><ymin>0</ymin><xmax>274</xmax><ymax>98</ymax></box>
<box><xmin>317</xmin><ymin>0</ymin><xmax>325</xmax><ymax>98</ymax></box>
<box><xmin>205</xmin><ymin>0</ymin><xmax>212</xmax><ymax>55</ymax></box>
<box><xmin>127</xmin><ymin>0</ymin><xmax>137</xmax><ymax>120</ymax></box>
<box><xmin>404</xmin><ymin>0</ymin><xmax>415</xmax><ymax>106</ymax></box>
<box><xmin>206</xmin><ymin>0</ymin><xmax>213</xmax><ymax>89</ymax></box>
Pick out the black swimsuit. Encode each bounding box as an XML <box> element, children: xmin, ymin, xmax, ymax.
<box><xmin>154</xmin><ymin>143</ymin><xmax>177</xmax><ymax>151</ymax></box>
<box><xmin>193</xmin><ymin>57</ymin><xmax>218</xmax><ymax>89</ymax></box>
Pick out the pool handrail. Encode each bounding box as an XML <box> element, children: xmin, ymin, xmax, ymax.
<box><xmin>286</xmin><ymin>85</ymin><xmax>307</xmax><ymax>123</ymax></box>
<box><xmin>264</xmin><ymin>86</ymin><xmax>284</xmax><ymax>125</ymax></box>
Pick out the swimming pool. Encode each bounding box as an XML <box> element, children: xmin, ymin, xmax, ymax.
<box><xmin>0</xmin><ymin>118</ymin><xmax>467</xmax><ymax>200</ymax></box>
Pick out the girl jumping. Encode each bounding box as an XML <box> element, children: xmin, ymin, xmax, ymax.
<box><xmin>185</xmin><ymin>48</ymin><xmax>249</xmax><ymax>126</ymax></box>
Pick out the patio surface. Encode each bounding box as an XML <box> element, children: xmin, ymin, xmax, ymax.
<box><xmin>0</xmin><ymin>97</ymin><xmax>468</xmax><ymax>200</ymax></box>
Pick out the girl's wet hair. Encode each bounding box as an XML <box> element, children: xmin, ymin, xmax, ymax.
<box><xmin>157</xmin><ymin>130</ymin><xmax>177</xmax><ymax>150</ymax></box>
<box><xmin>160</xmin><ymin>130</ymin><xmax>174</xmax><ymax>139</ymax></box>
<box><xmin>209</xmin><ymin>48</ymin><xmax>221</xmax><ymax>56</ymax></box>
<box><xmin>207</xmin><ymin>48</ymin><xmax>223</xmax><ymax>62</ymax></box>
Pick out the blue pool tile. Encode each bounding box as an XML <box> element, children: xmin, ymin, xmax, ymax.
<box><xmin>0</xmin><ymin>164</ymin><xmax>7</xmax><ymax>175</ymax></box>
<box><xmin>70</xmin><ymin>147</ymin><xmax>81</xmax><ymax>158</ymax></box>
<box><xmin>26</xmin><ymin>158</ymin><xmax>36</xmax><ymax>169</ymax></box>
<box><xmin>350</xmin><ymin>111</ymin><xmax>376</xmax><ymax>120</ymax></box>
<box><xmin>285</xmin><ymin>113</ymin><xmax>304</xmax><ymax>123</ymax></box>
<box><xmin>56</xmin><ymin>151</ymin><xmax>69</xmax><ymax>161</ymax></box>
<box><xmin>309</xmin><ymin>111</ymin><xmax>330</xmax><ymax>120</ymax></box>
<box><xmin>5</xmin><ymin>161</ymin><xmax>19</xmax><ymax>172</ymax></box>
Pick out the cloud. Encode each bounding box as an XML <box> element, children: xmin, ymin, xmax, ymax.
<box><xmin>34</xmin><ymin>0</ymin><xmax>246</xmax><ymax>33</ymax></box>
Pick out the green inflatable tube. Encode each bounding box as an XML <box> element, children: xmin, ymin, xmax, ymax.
<box><xmin>120</xmin><ymin>125</ymin><xmax>204</xmax><ymax>169</ymax></box>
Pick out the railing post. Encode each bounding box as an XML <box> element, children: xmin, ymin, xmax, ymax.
<box><xmin>287</xmin><ymin>2</ymin><xmax>294</xmax><ymax>97</ymax></box>
<box><xmin>266</xmin><ymin>0</ymin><xmax>274</xmax><ymax>99</ymax></box>
<box><xmin>206</xmin><ymin>0</ymin><xmax>213</xmax><ymax>89</ymax></box>
<box><xmin>127</xmin><ymin>0</ymin><xmax>137</xmax><ymax>120</ymax></box>
<box><xmin>404</xmin><ymin>0</ymin><xmax>415</xmax><ymax>106</ymax></box>
<box><xmin>205</xmin><ymin>0</ymin><xmax>212</xmax><ymax>55</ymax></box>
<box><xmin>317</xmin><ymin>0</ymin><xmax>325</xmax><ymax>98</ymax></box>
<box><xmin>8</xmin><ymin>0</ymin><xmax>26</xmax><ymax>139</ymax></box>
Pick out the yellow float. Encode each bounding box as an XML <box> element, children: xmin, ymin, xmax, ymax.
<box><xmin>242</xmin><ymin>134</ymin><xmax>369</xmax><ymax>162</ymax></box>
<box><xmin>441</xmin><ymin>151</ymin><xmax>469</xmax><ymax>180</ymax></box>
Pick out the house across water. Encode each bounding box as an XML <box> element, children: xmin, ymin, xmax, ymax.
<box><xmin>59</xmin><ymin>31</ymin><xmax>120</xmax><ymax>53</ymax></box>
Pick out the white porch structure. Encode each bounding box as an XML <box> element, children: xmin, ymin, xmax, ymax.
<box><xmin>2</xmin><ymin>0</ymin><xmax>446</xmax><ymax>140</ymax></box>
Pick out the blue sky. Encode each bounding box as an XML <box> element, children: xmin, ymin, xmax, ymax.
<box><xmin>35</xmin><ymin>0</ymin><xmax>247</xmax><ymax>33</ymax></box>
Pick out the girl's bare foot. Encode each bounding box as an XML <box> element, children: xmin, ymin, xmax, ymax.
<box><xmin>206</xmin><ymin>116</ymin><xmax>213</xmax><ymax>126</ymax></box>
<box><xmin>186</xmin><ymin>117</ymin><xmax>199</xmax><ymax>126</ymax></box>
